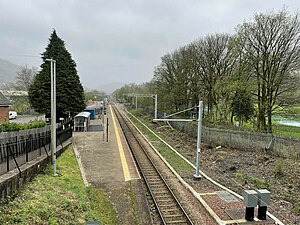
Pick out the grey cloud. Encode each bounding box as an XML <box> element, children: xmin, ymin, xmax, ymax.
<box><xmin>0</xmin><ymin>0</ymin><xmax>299</xmax><ymax>88</ymax></box>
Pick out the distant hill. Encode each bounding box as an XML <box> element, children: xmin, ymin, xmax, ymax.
<box><xmin>95</xmin><ymin>82</ymin><xmax>125</xmax><ymax>94</ymax></box>
<box><xmin>0</xmin><ymin>59</ymin><xmax>18</xmax><ymax>84</ymax></box>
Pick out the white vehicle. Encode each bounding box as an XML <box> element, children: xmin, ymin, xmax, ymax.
<box><xmin>9</xmin><ymin>111</ymin><xmax>17</xmax><ymax>120</ymax></box>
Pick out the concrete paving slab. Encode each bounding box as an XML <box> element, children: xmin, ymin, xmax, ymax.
<box><xmin>72</xmin><ymin>105</ymin><xmax>147</xmax><ymax>225</ymax></box>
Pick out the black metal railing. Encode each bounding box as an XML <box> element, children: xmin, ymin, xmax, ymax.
<box><xmin>0</xmin><ymin>119</ymin><xmax>73</xmax><ymax>175</ymax></box>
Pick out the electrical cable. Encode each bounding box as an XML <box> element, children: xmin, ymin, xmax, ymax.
<box><xmin>0</xmin><ymin>54</ymin><xmax>40</xmax><ymax>58</ymax></box>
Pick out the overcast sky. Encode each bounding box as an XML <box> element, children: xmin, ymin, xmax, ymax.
<box><xmin>0</xmin><ymin>0</ymin><xmax>300</xmax><ymax>89</ymax></box>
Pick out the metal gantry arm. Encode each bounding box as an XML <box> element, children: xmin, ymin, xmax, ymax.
<box><xmin>125</xmin><ymin>93</ymin><xmax>158</xmax><ymax>120</ymax></box>
<box><xmin>161</xmin><ymin>105</ymin><xmax>197</xmax><ymax>119</ymax></box>
<box><xmin>153</xmin><ymin>101</ymin><xmax>203</xmax><ymax>179</ymax></box>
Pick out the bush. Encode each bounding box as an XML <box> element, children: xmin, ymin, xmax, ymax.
<box><xmin>0</xmin><ymin>120</ymin><xmax>46</xmax><ymax>132</ymax></box>
<box><xmin>274</xmin><ymin>160</ymin><xmax>285</xmax><ymax>178</ymax></box>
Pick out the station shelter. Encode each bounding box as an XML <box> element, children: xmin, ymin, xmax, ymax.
<box><xmin>74</xmin><ymin>112</ymin><xmax>91</xmax><ymax>132</ymax></box>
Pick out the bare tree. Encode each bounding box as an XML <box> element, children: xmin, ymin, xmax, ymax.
<box><xmin>192</xmin><ymin>34</ymin><xmax>236</xmax><ymax>118</ymax></box>
<box><xmin>0</xmin><ymin>82</ymin><xmax>15</xmax><ymax>90</ymax></box>
<box><xmin>236</xmin><ymin>9</ymin><xmax>300</xmax><ymax>132</ymax></box>
<box><xmin>15</xmin><ymin>65</ymin><xmax>37</xmax><ymax>91</ymax></box>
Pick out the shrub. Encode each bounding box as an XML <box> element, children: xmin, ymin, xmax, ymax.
<box><xmin>0</xmin><ymin>120</ymin><xmax>46</xmax><ymax>132</ymax></box>
<box><xmin>274</xmin><ymin>160</ymin><xmax>285</xmax><ymax>178</ymax></box>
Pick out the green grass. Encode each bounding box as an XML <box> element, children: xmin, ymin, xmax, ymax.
<box><xmin>128</xmin><ymin>111</ymin><xmax>193</xmax><ymax>173</ymax></box>
<box><xmin>293</xmin><ymin>203</ymin><xmax>300</xmax><ymax>215</ymax></box>
<box><xmin>273</xmin><ymin>124</ymin><xmax>300</xmax><ymax>139</ymax></box>
<box><xmin>0</xmin><ymin>147</ymin><xmax>119</xmax><ymax>225</ymax></box>
<box><xmin>235</xmin><ymin>171</ymin><xmax>269</xmax><ymax>189</ymax></box>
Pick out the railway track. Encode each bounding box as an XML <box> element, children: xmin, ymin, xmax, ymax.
<box><xmin>113</xmin><ymin>104</ymin><xmax>194</xmax><ymax>225</ymax></box>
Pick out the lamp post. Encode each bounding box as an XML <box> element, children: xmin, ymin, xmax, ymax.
<box><xmin>45</xmin><ymin>58</ymin><xmax>57</xmax><ymax>176</ymax></box>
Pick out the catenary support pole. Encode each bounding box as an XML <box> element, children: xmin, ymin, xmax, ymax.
<box><xmin>154</xmin><ymin>94</ymin><xmax>157</xmax><ymax>120</ymax></box>
<box><xmin>194</xmin><ymin>101</ymin><xmax>203</xmax><ymax>178</ymax></box>
<box><xmin>135</xmin><ymin>95</ymin><xmax>137</xmax><ymax>109</ymax></box>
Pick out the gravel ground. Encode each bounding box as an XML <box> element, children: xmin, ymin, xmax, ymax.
<box><xmin>136</xmin><ymin>128</ymin><xmax>218</xmax><ymax>224</ymax></box>
<box><xmin>152</xmin><ymin>124</ymin><xmax>300</xmax><ymax>225</ymax></box>
<box><xmin>122</xmin><ymin>109</ymin><xmax>218</xmax><ymax>224</ymax></box>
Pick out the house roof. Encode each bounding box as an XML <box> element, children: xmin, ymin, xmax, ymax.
<box><xmin>0</xmin><ymin>92</ymin><xmax>10</xmax><ymax>106</ymax></box>
<box><xmin>0</xmin><ymin>90</ymin><xmax>28</xmax><ymax>96</ymax></box>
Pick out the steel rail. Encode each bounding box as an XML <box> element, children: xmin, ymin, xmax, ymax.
<box><xmin>113</xmin><ymin>104</ymin><xmax>193</xmax><ymax>225</ymax></box>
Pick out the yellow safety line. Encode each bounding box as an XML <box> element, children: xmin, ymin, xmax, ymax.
<box><xmin>110</xmin><ymin>105</ymin><xmax>131</xmax><ymax>181</ymax></box>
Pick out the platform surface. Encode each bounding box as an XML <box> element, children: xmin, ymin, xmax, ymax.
<box><xmin>72</xmin><ymin>105</ymin><xmax>143</xmax><ymax>225</ymax></box>
<box><xmin>73</xmin><ymin>106</ymin><xmax>139</xmax><ymax>186</ymax></box>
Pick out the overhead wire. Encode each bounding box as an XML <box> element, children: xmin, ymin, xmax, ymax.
<box><xmin>0</xmin><ymin>54</ymin><xmax>40</xmax><ymax>58</ymax></box>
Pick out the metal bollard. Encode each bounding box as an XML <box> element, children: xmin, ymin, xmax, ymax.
<box><xmin>243</xmin><ymin>190</ymin><xmax>258</xmax><ymax>221</ymax></box>
<box><xmin>257</xmin><ymin>189</ymin><xmax>270</xmax><ymax>220</ymax></box>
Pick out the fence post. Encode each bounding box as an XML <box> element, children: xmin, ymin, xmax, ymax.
<box><xmin>25</xmin><ymin>137</ymin><xmax>29</xmax><ymax>162</ymax></box>
<box><xmin>48</xmin><ymin>134</ymin><xmax>51</xmax><ymax>154</ymax></box>
<box><xmin>6</xmin><ymin>143</ymin><xmax>9</xmax><ymax>172</ymax></box>
<box><xmin>0</xmin><ymin>143</ymin><xmax>3</xmax><ymax>162</ymax></box>
<box><xmin>248</xmin><ymin>132</ymin><xmax>250</xmax><ymax>149</ymax></box>
<box><xmin>227</xmin><ymin>129</ymin><xmax>230</xmax><ymax>146</ymax></box>
<box><xmin>39</xmin><ymin>133</ymin><xmax>41</xmax><ymax>156</ymax></box>
<box><xmin>15</xmin><ymin>136</ymin><xmax>18</xmax><ymax>157</ymax></box>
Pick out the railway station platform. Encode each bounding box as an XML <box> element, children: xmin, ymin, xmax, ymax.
<box><xmin>72</xmin><ymin>105</ymin><xmax>150</xmax><ymax>225</ymax></box>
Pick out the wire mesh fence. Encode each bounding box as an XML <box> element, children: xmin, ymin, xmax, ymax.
<box><xmin>142</xmin><ymin>107</ymin><xmax>300</xmax><ymax>159</ymax></box>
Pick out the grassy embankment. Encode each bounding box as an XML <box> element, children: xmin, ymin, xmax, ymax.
<box><xmin>273</xmin><ymin>105</ymin><xmax>300</xmax><ymax>139</ymax></box>
<box><xmin>0</xmin><ymin>147</ymin><xmax>119</xmax><ymax>225</ymax></box>
<box><xmin>127</xmin><ymin>109</ymin><xmax>193</xmax><ymax>173</ymax></box>
<box><xmin>273</xmin><ymin>124</ymin><xmax>300</xmax><ymax>139</ymax></box>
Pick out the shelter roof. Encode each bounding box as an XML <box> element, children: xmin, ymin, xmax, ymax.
<box><xmin>75</xmin><ymin>112</ymin><xmax>91</xmax><ymax>118</ymax></box>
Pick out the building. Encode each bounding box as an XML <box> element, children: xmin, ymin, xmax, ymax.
<box><xmin>0</xmin><ymin>92</ymin><xmax>11</xmax><ymax>123</ymax></box>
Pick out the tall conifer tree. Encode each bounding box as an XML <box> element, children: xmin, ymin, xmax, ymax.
<box><xmin>29</xmin><ymin>30</ymin><xmax>85</xmax><ymax>118</ymax></box>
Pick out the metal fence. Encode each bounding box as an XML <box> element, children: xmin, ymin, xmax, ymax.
<box><xmin>142</xmin><ymin>107</ymin><xmax>300</xmax><ymax>159</ymax></box>
<box><xmin>0</xmin><ymin>119</ymin><xmax>73</xmax><ymax>175</ymax></box>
